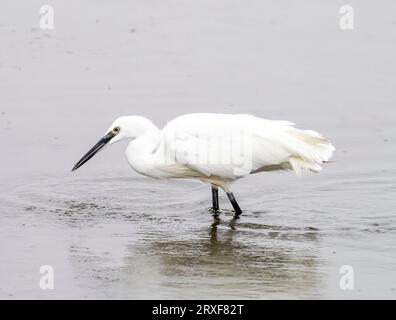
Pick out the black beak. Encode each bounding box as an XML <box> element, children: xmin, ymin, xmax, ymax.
<box><xmin>72</xmin><ymin>131</ymin><xmax>115</xmax><ymax>172</ymax></box>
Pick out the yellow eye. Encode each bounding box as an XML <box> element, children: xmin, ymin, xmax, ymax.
<box><xmin>112</xmin><ymin>126</ymin><xmax>120</xmax><ymax>134</ymax></box>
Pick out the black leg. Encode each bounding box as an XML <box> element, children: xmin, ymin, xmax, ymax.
<box><xmin>211</xmin><ymin>186</ymin><xmax>219</xmax><ymax>211</ymax></box>
<box><xmin>226</xmin><ymin>192</ymin><xmax>242</xmax><ymax>216</ymax></box>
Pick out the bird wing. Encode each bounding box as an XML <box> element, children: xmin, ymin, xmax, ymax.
<box><xmin>161</xmin><ymin>113</ymin><xmax>335</xmax><ymax>180</ymax></box>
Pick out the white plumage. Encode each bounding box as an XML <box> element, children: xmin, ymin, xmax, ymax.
<box><xmin>163</xmin><ymin>113</ymin><xmax>333</xmax><ymax>178</ymax></box>
<box><xmin>73</xmin><ymin>113</ymin><xmax>335</xmax><ymax>216</ymax></box>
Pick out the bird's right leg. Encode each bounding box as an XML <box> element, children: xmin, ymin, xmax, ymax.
<box><xmin>211</xmin><ymin>186</ymin><xmax>219</xmax><ymax>212</ymax></box>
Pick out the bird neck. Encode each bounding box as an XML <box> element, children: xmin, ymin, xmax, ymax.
<box><xmin>125</xmin><ymin>130</ymin><xmax>162</xmax><ymax>177</ymax></box>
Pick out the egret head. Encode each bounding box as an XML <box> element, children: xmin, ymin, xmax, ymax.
<box><xmin>72</xmin><ymin>116</ymin><xmax>156</xmax><ymax>172</ymax></box>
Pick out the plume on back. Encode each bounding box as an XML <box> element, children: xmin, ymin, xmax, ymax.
<box><xmin>245</xmin><ymin>115</ymin><xmax>335</xmax><ymax>176</ymax></box>
<box><xmin>280</xmin><ymin>127</ymin><xmax>335</xmax><ymax>176</ymax></box>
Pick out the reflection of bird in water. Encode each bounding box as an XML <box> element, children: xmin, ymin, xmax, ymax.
<box><xmin>59</xmin><ymin>197</ymin><xmax>321</xmax><ymax>298</ymax></box>
<box><xmin>72</xmin><ymin>114</ymin><xmax>334</xmax><ymax>217</ymax></box>
<box><xmin>209</xmin><ymin>217</ymin><xmax>237</xmax><ymax>248</ymax></box>
<box><xmin>126</xmin><ymin>218</ymin><xmax>322</xmax><ymax>298</ymax></box>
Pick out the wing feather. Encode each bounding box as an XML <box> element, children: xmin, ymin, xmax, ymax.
<box><xmin>161</xmin><ymin>113</ymin><xmax>335</xmax><ymax>179</ymax></box>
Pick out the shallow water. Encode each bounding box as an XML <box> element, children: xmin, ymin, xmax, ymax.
<box><xmin>1</xmin><ymin>0</ymin><xmax>396</xmax><ymax>299</ymax></box>
<box><xmin>1</xmin><ymin>169</ymin><xmax>395</xmax><ymax>299</ymax></box>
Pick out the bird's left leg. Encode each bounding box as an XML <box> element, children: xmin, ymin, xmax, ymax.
<box><xmin>211</xmin><ymin>186</ymin><xmax>219</xmax><ymax>212</ymax></box>
<box><xmin>226</xmin><ymin>192</ymin><xmax>242</xmax><ymax>217</ymax></box>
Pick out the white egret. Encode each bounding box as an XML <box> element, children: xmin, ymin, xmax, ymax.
<box><xmin>72</xmin><ymin>113</ymin><xmax>335</xmax><ymax>216</ymax></box>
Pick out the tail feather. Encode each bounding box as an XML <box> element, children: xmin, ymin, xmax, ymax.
<box><xmin>286</xmin><ymin>128</ymin><xmax>335</xmax><ymax>175</ymax></box>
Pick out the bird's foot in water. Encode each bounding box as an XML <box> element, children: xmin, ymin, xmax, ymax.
<box><xmin>209</xmin><ymin>208</ymin><xmax>220</xmax><ymax>217</ymax></box>
<box><xmin>233</xmin><ymin>212</ymin><xmax>241</xmax><ymax>219</ymax></box>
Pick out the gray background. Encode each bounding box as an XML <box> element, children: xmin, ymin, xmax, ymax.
<box><xmin>0</xmin><ymin>0</ymin><xmax>395</xmax><ymax>299</ymax></box>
